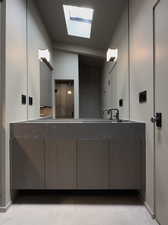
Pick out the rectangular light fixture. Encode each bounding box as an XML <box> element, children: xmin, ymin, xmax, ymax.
<box><xmin>106</xmin><ymin>49</ymin><xmax>118</xmax><ymax>62</ymax></box>
<box><xmin>38</xmin><ymin>49</ymin><xmax>50</xmax><ymax>62</ymax></box>
<box><xmin>63</xmin><ymin>5</ymin><xmax>94</xmax><ymax>39</ymax></box>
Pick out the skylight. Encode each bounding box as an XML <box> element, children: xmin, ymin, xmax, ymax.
<box><xmin>63</xmin><ymin>5</ymin><xmax>94</xmax><ymax>39</ymax></box>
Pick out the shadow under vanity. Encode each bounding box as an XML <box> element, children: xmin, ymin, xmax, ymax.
<box><xmin>10</xmin><ymin>119</ymin><xmax>145</xmax><ymax>191</ymax></box>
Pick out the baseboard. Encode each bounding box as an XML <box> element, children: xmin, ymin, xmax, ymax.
<box><xmin>0</xmin><ymin>201</ymin><xmax>12</xmax><ymax>213</ymax></box>
<box><xmin>144</xmin><ymin>201</ymin><xmax>156</xmax><ymax>219</ymax></box>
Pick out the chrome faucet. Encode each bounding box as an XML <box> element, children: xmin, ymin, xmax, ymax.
<box><xmin>107</xmin><ymin>108</ymin><xmax>120</xmax><ymax>121</ymax></box>
<box><xmin>113</xmin><ymin>108</ymin><xmax>120</xmax><ymax>121</ymax></box>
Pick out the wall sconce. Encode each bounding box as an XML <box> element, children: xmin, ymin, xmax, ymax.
<box><xmin>106</xmin><ymin>48</ymin><xmax>118</xmax><ymax>74</ymax></box>
<box><xmin>106</xmin><ymin>48</ymin><xmax>118</xmax><ymax>62</ymax></box>
<box><xmin>38</xmin><ymin>49</ymin><xmax>50</xmax><ymax>62</ymax></box>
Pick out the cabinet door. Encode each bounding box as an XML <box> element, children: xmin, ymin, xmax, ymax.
<box><xmin>77</xmin><ymin>139</ymin><xmax>109</xmax><ymax>189</ymax></box>
<box><xmin>45</xmin><ymin>139</ymin><xmax>76</xmax><ymax>189</ymax></box>
<box><xmin>12</xmin><ymin>137</ymin><xmax>45</xmax><ymax>189</ymax></box>
<box><xmin>109</xmin><ymin>139</ymin><xmax>141</xmax><ymax>189</ymax></box>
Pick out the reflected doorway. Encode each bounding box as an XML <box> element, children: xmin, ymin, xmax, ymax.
<box><xmin>40</xmin><ymin>60</ymin><xmax>53</xmax><ymax>118</ymax></box>
<box><xmin>55</xmin><ymin>80</ymin><xmax>74</xmax><ymax>118</ymax></box>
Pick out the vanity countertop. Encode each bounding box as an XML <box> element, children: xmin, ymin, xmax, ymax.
<box><xmin>14</xmin><ymin>118</ymin><xmax>145</xmax><ymax>124</ymax></box>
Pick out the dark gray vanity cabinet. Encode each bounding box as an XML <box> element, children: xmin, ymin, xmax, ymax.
<box><xmin>109</xmin><ymin>139</ymin><xmax>142</xmax><ymax>189</ymax></box>
<box><xmin>45</xmin><ymin>139</ymin><xmax>76</xmax><ymax>189</ymax></box>
<box><xmin>11</xmin><ymin>122</ymin><xmax>145</xmax><ymax>191</ymax></box>
<box><xmin>77</xmin><ymin>139</ymin><xmax>109</xmax><ymax>189</ymax></box>
<box><xmin>12</xmin><ymin>137</ymin><xmax>45</xmax><ymax>189</ymax></box>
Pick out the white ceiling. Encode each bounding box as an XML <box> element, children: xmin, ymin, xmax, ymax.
<box><xmin>35</xmin><ymin>0</ymin><xmax>127</xmax><ymax>51</ymax></box>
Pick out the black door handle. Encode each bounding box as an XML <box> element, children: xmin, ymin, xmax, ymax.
<box><xmin>151</xmin><ymin>113</ymin><xmax>162</xmax><ymax>128</ymax></box>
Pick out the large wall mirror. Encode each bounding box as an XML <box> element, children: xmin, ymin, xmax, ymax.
<box><xmin>78</xmin><ymin>1</ymin><xmax>130</xmax><ymax>121</ymax></box>
<box><xmin>101</xmin><ymin>1</ymin><xmax>130</xmax><ymax>120</ymax></box>
<box><xmin>39</xmin><ymin>50</ymin><xmax>53</xmax><ymax>118</ymax></box>
<box><xmin>38</xmin><ymin>1</ymin><xmax>129</xmax><ymax>121</ymax></box>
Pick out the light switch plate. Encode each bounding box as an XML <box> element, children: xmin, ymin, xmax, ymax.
<box><xmin>139</xmin><ymin>91</ymin><xmax>147</xmax><ymax>103</ymax></box>
<box><xmin>21</xmin><ymin>95</ymin><xmax>26</xmax><ymax>105</ymax></box>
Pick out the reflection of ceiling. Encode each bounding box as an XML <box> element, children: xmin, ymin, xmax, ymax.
<box><xmin>35</xmin><ymin>0</ymin><xmax>127</xmax><ymax>51</ymax></box>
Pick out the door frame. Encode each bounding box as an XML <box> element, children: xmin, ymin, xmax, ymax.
<box><xmin>153</xmin><ymin>0</ymin><xmax>160</xmax><ymax>217</ymax></box>
<box><xmin>0</xmin><ymin>0</ymin><xmax>7</xmax><ymax>209</ymax></box>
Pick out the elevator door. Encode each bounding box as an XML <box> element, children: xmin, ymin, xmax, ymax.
<box><xmin>55</xmin><ymin>80</ymin><xmax>74</xmax><ymax>118</ymax></box>
<box><xmin>154</xmin><ymin>1</ymin><xmax>168</xmax><ymax>224</ymax></box>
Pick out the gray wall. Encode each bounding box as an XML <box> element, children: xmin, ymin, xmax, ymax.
<box><xmin>0</xmin><ymin>0</ymin><xmax>53</xmax><ymax>209</ymax></box>
<box><xmin>54</xmin><ymin>43</ymin><xmax>106</xmax><ymax>59</ymax></box>
<box><xmin>40</xmin><ymin>61</ymin><xmax>52</xmax><ymax>107</ymax></box>
<box><xmin>0</xmin><ymin>0</ymin><xmax>6</xmax><ymax>208</ymax></box>
<box><xmin>79</xmin><ymin>63</ymin><xmax>101</xmax><ymax>118</ymax></box>
<box><xmin>27</xmin><ymin>0</ymin><xmax>54</xmax><ymax>120</ymax></box>
<box><xmin>0</xmin><ymin>0</ymin><xmax>2</xmax><ymax>206</ymax></box>
<box><xmin>53</xmin><ymin>50</ymin><xmax>79</xmax><ymax>119</ymax></box>
<box><xmin>4</xmin><ymin>0</ymin><xmax>28</xmax><ymax>209</ymax></box>
<box><xmin>129</xmin><ymin>0</ymin><xmax>157</xmax><ymax>214</ymax></box>
<box><xmin>101</xmin><ymin>4</ymin><xmax>129</xmax><ymax>120</ymax></box>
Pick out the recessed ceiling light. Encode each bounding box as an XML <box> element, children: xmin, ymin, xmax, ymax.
<box><xmin>63</xmin><ymin>5</ymin><xmax>94</xmax><ymax>39</ymax></box>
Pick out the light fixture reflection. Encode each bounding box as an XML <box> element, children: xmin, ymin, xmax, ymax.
<box><xmin>106</xmin><ymin>48</ymin><xmax>118</xmax><ymax>62</ymax></box>
<box><xmin>67</xmin><ymin>90</ymin><xmax>72</xmax><ymax>95</ymax></box>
